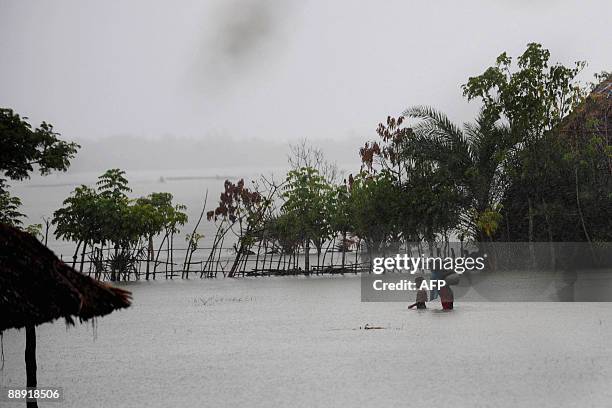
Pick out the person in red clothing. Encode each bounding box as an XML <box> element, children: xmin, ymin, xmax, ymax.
<box><xmin>439</xmin><ymin>283</ymin><xmax>454</xmax><ymax>310</ymax></box>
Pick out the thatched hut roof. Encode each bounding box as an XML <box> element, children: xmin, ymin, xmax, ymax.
<box><xmin>592</xmin><ymin>76</ymin><xmax>612</xmax><ymax>98</ymax></box>
<box><xmin>559</xmin><ymin>76</ymin><xmax>611</xmax><ymax>137</ymax></box>
<box><xmin>0</xmin><ymin>223</ymin><xmax>131</xmax><ymax>333</ymax></box>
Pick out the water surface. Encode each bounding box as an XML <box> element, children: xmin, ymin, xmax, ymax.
<box><xmin>2</xmin><ymin>276</ymin><xmax>611</xmax><ymax>407</ymax></box>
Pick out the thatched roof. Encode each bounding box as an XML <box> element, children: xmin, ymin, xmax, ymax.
<box><xmin>559</xmin><ymin>76</ymin><xmax>612</xmax><ymax>137</ymax></box>
<box><xmin>0</xmin><ymin>223</ymin><xmax>131</xmax><ymax>333</ymax></box>
<box><xmin>592</xmin><ymin>76</ymin><xmax>612</xmax><ymax>98</ymax></box>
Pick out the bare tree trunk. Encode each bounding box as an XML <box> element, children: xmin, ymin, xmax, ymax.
<box><xmin>575</xmin><ymin>168</ymin><xmax>592</xmax><ymax>244</ymax></box>
<box><xmin>79</xmin><ymin>241</ymin><xmax>88</xmax><ymax>274</ymax></box>
<box><xmin>276</xmin><ymin>249</ymin><xmax>283</xmax><ymax>272</ymax></box>
<box><xmin>165</xmin><ymin>237</ymin><xmax>170</xmax><ymax>279</ymax></box>
<box><xmin>354</xmin><ymin>239</ymin><xmax>360</xmax><ymax>273</ymax></box>
<box><xmin>255</xmin><ymin>240</ymin><xmax>262</xmax><ymax>272</ymax></box>
<box><xmin>229</xmin><ymin>243</ymin><xmax>243</xmax><ymax>278</ymax></box>
<box><xmin>183</xmin><ymin>190</ymin><xmax>208</xmax><ymax>278</ymax></box>
<box><xmin>505</xmin><ymin>211</ymin><xmax>510</xmax><ymax>241</ymax></box>
<box><xmin>202</xmin><ymin>226</ymin><xmax>222</xmax><ymax>277</ymax></box>
<box><xmin>542</xmin><ymin>198</ymin><xmax>556</xmax><ymax>269</ymax></box>
<box><xmin>170</xmin><ymin>232</ymin><xmax>175</xmax><ymax>279</ymax></box>
<box><xmin>241</xmin><ymin>250</ymin><xmax>251</xmax><ymax>276</ymax></box>
<box><xmin>261</xmin><ymin>239</ymin><xmax>268</xmax><ymax>273</ymax></box>
<box><xmin>112</xmin><ymin>243</ymin><xmax>119</xmax><ymax>282</ymax></box>
<box><xmin>71</xmin><ymin>240</ymin><xmax>82</xmax><ymax>269</ymax></box>
<box><xmin>304</xmin><ymin>240</ymin><xmax>310</xmax><ymax>272</ymax></box>
<box><xmin>528</xmin><ymin>197</ymin><xmax>536</xmax><ymax>269</ymax></box>
<box><xmin>153</xmin><ymin>232</ymin><xmax>169</xmax><ymax>280</ymax></box>
<box><xmin>322</xmin><ymin>239</ymin><xmax>334</xmax><ymax>272</ymax></box>
<box><xmin>267</xmin><ymin>243</ymin><xmax>274</xmax><ymax>272</ymax></box>
<box><xmin>575</xmin><ymin>167</ymin><xmax>597</xmax><ymax>263</ymax></box>
<box><xmin>97</xmin><ymin>243</ymin><xmax>105</xmax><ymax>280</ymax></box>
<box><xmin>43</xmin><ymin>217</ymin><xmax>50</xmax><ymax>246</ymax></box>
<box><xmin>145</xmin><ymin>236</ymin><xmax>153</xmax><ymax>280</ymax></box>
<box><xmin>341</xmin><ymin>232</ymin><xmax>347</xmax><ymax>270</ymax></box>
<box><xmin>216</xmin><ymin>235</ymin><xmax>225</xmax><ymax>277</ymax></box>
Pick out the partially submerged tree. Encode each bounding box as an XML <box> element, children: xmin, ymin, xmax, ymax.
<box><xmin>360</xmin><ymin>115</ymin><xmax>463</xmax><ymax>246</ymax></box>
<box><xmin>53</xmin><ymin>170</ymin><xmax>187</xmax><ymax>280</ymax></box>
<box><xmin>282</xmin><ymin>167</ymin><xmax>333</xmax><ymax>272</ymax></box>
<box><xmin>207</xmin><ymin>179</ymin><xmax>271</xmax><ymax>277</ymax></box>
<box><xmin>348</xmin><ymin>172</ymin><xmax>402</xmax><ymax>256</ymax></box>
<box><xmin>328</xmin><ymin>180</ymin><xmax>354</xmax><ymax>270</ymax></box>
<box><xmin>52</xmin><ymin>185</ymin><xmax>103</xmax><ymax>271</ymax></box>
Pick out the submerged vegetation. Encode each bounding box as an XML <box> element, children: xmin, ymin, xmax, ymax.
<box><xmin>1</xmin><ymin>43</ymin><xmax>610</xmax><ymax>280</ymax></box>
<box><xmin>52</xmin><ymin>169</ymin><xmax>188</xmax><ymax>280</ymax></box>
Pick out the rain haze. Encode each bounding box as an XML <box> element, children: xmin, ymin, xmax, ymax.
<box><xmin>2</xmin><ymin>3</ymin><xmax>612</xmax><ymax>408</ymax></box>
<box><xmin>1</xmin><ymin>0</ymin><xmax>611</xmax><ymax>171</ymax></box>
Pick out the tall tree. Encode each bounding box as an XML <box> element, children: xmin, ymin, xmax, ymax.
<box><xmin>282</xmin><ymin>167</ymin><xmax>333</xmax><ymax>272</ymax></box>
<box><xmin>402</xmin><ymin>107</ymin><xmax>513</xmax><ymax>240</ymax></box>
<box><xmin>462</xmin><ymin>43</ymin><xmax>606</xmax><ymax>243</ymax></box>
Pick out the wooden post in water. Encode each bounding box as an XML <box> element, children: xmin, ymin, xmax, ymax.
<box><xmin>25</xmin><ymin>325</ymin><xmax>38</xmax><ymax>408</ymax></box>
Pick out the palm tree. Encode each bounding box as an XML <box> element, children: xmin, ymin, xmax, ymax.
<box><xmin>401</xmin><ymin>106</ymin><xmax>514</xmax><ymax>240</ymax></box>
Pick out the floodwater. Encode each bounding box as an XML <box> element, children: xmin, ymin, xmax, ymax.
<box><xmin>2</xmin><ymin>275</ymin><xmax>612</xmax><ymax>407</ymax></box>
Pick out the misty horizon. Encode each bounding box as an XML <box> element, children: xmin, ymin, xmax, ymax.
<box><xmin>2</xmin><ymin>0</ymin><xmax>610</xmax><ymax>149</ymax></box>
<box><xmin>51</xmin><ymin>134</ymin><xmax>362</xmax><ymax>173</ymax></box>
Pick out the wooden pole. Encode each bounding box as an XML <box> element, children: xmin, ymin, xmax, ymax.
<box><xmin>25</xmin><ymin>325</ymin><xmax>38</xmax><ymax>408</ymax></box>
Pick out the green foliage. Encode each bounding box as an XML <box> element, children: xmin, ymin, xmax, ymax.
<box><xmin>0</xmin><ymin>179</ymin><xmax>24</xmax><ymax>226</ymax></box>
<box><xmin>97</xmin><ymin>168</ymin><xmax>131</xmax><ymax>200</ymax></box>
<box><xmin>53</xmin><ymin>170</ymin><xmax>187</xmax><ymax>276</ymax></box>
<box><xmin>348</xmin><ymin>172</ymin><xmax>402</xmax><ymax>250</ymax></box>
<box><xmin>185</xmin><ymin>232</ymin><xmax>204</xmax><ymax>251</ymax></box>
<box><xmin>466</xmin><ymin>44</ymin><xmax>612</xmax><ymax>242</ymax></box>
<box><xmin>462</xmin><ymin>42</ymin><xmax>586</xmax><ymax>138</ymax></box>
<box><xmin>266</xmin><ymin>212</ymin><xmax>302</xmax><ymax>254</ymax></box>
<box><xmin>282</xmin><ymin>167</ymin><xmax>334</xmax><ymax>247</ymax></box>
<box><xmin>0</xmin><ymin>108</ymin><xmax>80</xmax><ymax>180</ymax></box>
<box><xmin>499</xmin><ymin>115</ymin><xmax>612</xmax><ymax>241</ymax></box>
<box><xmin>135</xmin><ymin>193</ymin><xmax>169</xmax><ymax>239</ymax></box>
<box><xmin>353</xmin><ymin>43</ymin><xmax>605</xmax><ymax>244</ymax></box>
<box><xmin>328</xmin><ymin>182</ymin><xmax>353</xmax><ymax>236</ymax></box>
<box><xmin>402</xmin><ymin>106</ymin><xmax>513</xmax><ymax>239</ymax></box>
<box><xmin>53</xmin><ymin>185</ymin><xmax>103</xmax><ymax>246</ymax></box>
<box><xmin>24</xmin><ymin>223</ymin><xmax>43</xmax><ymax>241</ymax></box>
<box><xmin>137</xmin><ymin>191</ymin><xmax>187</xmax><ymax>236</ymax></box>
<box><xmin>475</xmin><ymin>207</ymin><xmax>503</xmax><ymax>238</ymax></box>
<box><xmin>0</xmin><ymin>108</ymin><xmax>79</xmax><ymax>228</ymax></box>
<box><xmin>5</xmin><ymin>41</ymin><xmax>608</xmax><ymax>282</ymax></box>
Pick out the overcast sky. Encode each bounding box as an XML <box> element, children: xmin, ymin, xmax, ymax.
<box><xmin>1</xmin><ymin>0</ymin><xmax>610</xmax><ymax>145</ymax></box>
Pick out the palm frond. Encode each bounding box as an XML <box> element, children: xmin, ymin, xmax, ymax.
<box><xmin>403</xmin><ymin>105</ymin><xmax>466</xmax><ymax>148</ymax></box>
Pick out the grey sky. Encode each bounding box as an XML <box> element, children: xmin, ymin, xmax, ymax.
<box><xmin>1</xmin><ymin>0</ymin><xmax>610</xmax><ymax>146</ymax></box>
